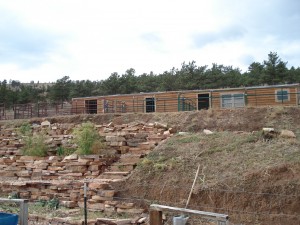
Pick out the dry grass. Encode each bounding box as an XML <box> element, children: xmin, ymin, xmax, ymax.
<box><xmin>125</xmin><ymin>131</ymin><xmax>300</xmax><ymax>191</ymax></box>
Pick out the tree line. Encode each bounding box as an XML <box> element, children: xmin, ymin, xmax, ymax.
<box><xmin>1</xmin><ymin>52</ymin><xmax>300</xmax><ymax>107</ymax></box>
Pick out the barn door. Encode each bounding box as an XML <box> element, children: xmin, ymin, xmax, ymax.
<box><xmin>198</xmin><ymin>93</ymin><xmax>210</xmax><ymax>110</ymax></box>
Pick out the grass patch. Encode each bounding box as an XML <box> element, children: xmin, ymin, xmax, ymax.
<box><xmin>138</xmin><ymin>151</ymin><xmax>183</xmax><ymax>172</ymax></box>
<box><xmin>166</xmin><ymin>134</ymin><xmax>202</xmax><ymax>146</ymax></box>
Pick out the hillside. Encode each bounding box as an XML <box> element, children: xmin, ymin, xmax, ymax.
<box><xmin>0</xmin><ymin>106</ymin><xmax>300</xmax><ymax>225</ymax></box>
<box><xmin>113</xmin><ymin>131</ymin><xmax>300</xmax><ymax>224</ymax></box>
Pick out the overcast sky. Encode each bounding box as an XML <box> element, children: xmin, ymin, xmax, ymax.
<box><xmin>0</xmin><ymin>0</ymin><xmax>299</xmax><ymax>83</ymax></box>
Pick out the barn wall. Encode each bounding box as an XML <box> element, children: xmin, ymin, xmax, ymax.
<box><xmin>211</xmin><ymin>89</ymin><xmax>245</xmax><ymax>109</ymax></box>
<box><xmin>71</xmin><ymin>85</ymin><xmax>300</xmax><ymax>114</ymax></box>
<box><xmin>246</xmin><ymin>87</ymin><xmax>298</xmax><ymax>107</ymax></box>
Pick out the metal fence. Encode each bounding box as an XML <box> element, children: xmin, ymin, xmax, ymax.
<box><xmin>0</xmin><ymin>102</ymin><xmax>73</xmax><ymax>120</ymax></box>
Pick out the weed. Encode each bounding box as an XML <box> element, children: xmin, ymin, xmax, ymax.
<box><xmin>34</xmin><ymin>198</ymin><xmax>59</xmax><ymax>210</ymax></box>
<box><xmin>153</xmin><ymin>163</ymin><xmax>167</xmax><ymax>171</ymax></box>
<box><xmin>138</xmin><ymin>158</ymin><xmax>153</xmax><ymax>167</ymax></box>
<box><xmin>47</xmin><ymin>198</ymin><xmax>59</xmax><ymax>210</ymax></box>
<box><xmin>56</xmin><ymin>146</ymin><xmax>65</xmax><ymax>156</ymax></box>
<box><xmin>8</xmin><ymin>192</ymin><xmax>20</xmax><ymax>199</ymax></box>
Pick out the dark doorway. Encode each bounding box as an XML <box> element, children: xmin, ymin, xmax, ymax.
<box><xmin>145</xmin><ymin>98</ymin><xmax>155</xmax><ymax>113</ymax></box>
<box><xmin>85</xmin><ymin>99</ymin><xmax>97</xmax><ymax>114</ymax></box>
<box><xmin>198</xmin><ymin>94</ymin><xmax>210</xmax><ymax>110</ymax></box>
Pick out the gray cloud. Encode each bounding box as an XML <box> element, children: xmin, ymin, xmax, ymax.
<box><xmin>0</xmin><ymin>10</ymin><xmax>60</xmax><ymax>68</ymax></box>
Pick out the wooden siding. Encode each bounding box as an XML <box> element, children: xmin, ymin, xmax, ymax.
<box><xmin>246</xmin><ymin>87</ymin><xmax>297</xmax><ymax>107</ymax></box>
<box><xmin>71</xmin><ymin>84</ymin><xmax>300</xmax><ymax>114</ymax></box>
<box><xmin>211</xmin><ymin>89</ymin><xmax>245</xmax><ymax>109</ymax></box>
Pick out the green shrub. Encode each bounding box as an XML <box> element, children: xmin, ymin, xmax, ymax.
<box><xmin>47</xmin><ymin>198</ymin><xmax>59</xmax><ymax>210</ymax></box>
<box><xmin>35</xmin><ymin>198</ymin><xmax>59</xmax><ymax>210</ymax></box>
<box><xmin>56</xmin><ymin>146</ymin><xmax>65</xmax><ymax>156</ymax></box>
<box><xmin>19</xmin><ymin>122</ymin><xmax>32</xmax><ymax>136</ymax></box>
<box><xmin>22</xmin><ymin>134</ymin><xmax>48</xmax><ymax>157</ymax></box>
<box><xmin>73</xmin><ymin>122</ymin><xmax>104</xmax><ymax>155</ymax></box>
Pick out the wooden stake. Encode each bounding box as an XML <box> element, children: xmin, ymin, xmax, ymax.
<box><xmin>149</xmin><ymin>210</ymin><xmax>163</xmax><ymax>225</ymax></box>
<box><xmin>185</xmin><ymin>164</ymin><xmax>201</xmax><ymax>208</ymax></box>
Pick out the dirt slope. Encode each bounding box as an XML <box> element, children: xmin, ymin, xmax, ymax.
<box><xmin>113</xmin><ymin>131</ymin><xmax>300</xmax><ymax>225</ymax></box>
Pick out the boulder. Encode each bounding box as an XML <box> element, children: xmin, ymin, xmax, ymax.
<box><xmin>63</xmin><ymin>154</ymin><xmax>78</xmax><ymax>161</ymax></box>
<box><xmin>203</xmin><ymin>129</ymin><xmax>213</xmax><ymax>135</ymax></box>
<box><xmin>280</xmin><ymin>130</ymin><xmax>296</xmax><ymax>138</ymax></box>
<box><xmin>154</xmin><ymin>122</ymin><xmax>168</xmax><ymax>129</ymax></box>
<box><xmin>41</xmin><ymin>120</ymin><xmax>51</xmax><ymax>127</ymax></box>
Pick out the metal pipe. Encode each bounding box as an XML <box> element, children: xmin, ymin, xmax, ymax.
<box><xmin>84</xmin><ymin>183</ymin><xmax>87</xmax><ymax>225</ymax></box>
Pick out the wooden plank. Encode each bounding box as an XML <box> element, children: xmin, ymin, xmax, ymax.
<box><xmin>150</xmin><ymin>204</ymin><xmax>229</xmax><ymax>221</ymax></box>
<box><xmin>185</xmin><ymin>165</ymin><xmax>200</xmax><ymax>208</ymax></box>
<box><xmin>149</xmin><ymin>210</ymin><xmax>163</xmax><ymax>225</ymax></box>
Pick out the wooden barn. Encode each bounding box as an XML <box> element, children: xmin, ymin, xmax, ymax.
<box><xmin>71</xmin><ymin>84</ymin><xmax>300</xmax><ymax>114</ymax></box>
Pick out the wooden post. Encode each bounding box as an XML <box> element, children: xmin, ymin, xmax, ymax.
<box><xmin>149</xmin><ymin>210</ymin><xmax>163</xmax><ymax>225</ymax></box>
<box><xmin>185</xmin><ymin>164</ymin><xmax>201</xmax><ymax>208</ymax></box>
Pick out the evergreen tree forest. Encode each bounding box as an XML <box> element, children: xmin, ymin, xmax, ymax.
<box><xmin>1</xmin><ymin>52</ymin><xmax>300</xmax><ymax>107</ymax></box>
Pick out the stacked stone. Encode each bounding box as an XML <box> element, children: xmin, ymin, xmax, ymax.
<box><xmin>0</xmin><ymin>127</ymin><xmax>23</xmax><ymax>156</ymax></box>
<box><xmin>0</xmin><ymin>121</ymin><xmax>174</xmax><ymax>219</ymax></box>
<box><xmin>0</xmin><ymin>154</ymin><xmax>117</xmax><ymax>181</ymax></box>
<box><xmin>98</xmin><ymin>121</ymin><xmax>174</xmax><ymax>155</ymax></box>
<box><xmin>0</xmin><ymin>122</ymin><xmax>76</xmax><ymax>156</ymax></box>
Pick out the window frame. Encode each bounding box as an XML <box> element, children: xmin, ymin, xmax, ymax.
<box><xmin>275</xmin><ymin>89</ymin><xmax>290</xmax><ymax>102</ymax></box>
<box><xmin>220</xmin><ymin>93</ymin><xmax>245</xmax><ymax>108</ymax></box>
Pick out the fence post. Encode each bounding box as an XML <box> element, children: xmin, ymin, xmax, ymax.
<box><xmin>19</xmin><ymin>199</ymin><xmax>28</xmax><ymax>225</ymax></box>
<box><xmin>84</xmin><ymin>182</ymin><xmax>88</xmax><ymax>225</ymax></box>
<box><xmin>149</xmin><ymin>210</ymin><xmax>163</xmax><ymax>225</ymax></box>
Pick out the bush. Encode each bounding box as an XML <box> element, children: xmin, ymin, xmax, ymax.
<box><xmin>18</xmin><ymin>122</ymin><xmax>32</xmax><ymax>136</ymax></box>
<box><xmin>22</xmin><ymin>134</ymin><xmax>48</xmax><ymax>157</ymax></box>
<box><xmin>73</xmin><ymin>122</ymin><xmax>105</xmax><ymax>155</ymax></box>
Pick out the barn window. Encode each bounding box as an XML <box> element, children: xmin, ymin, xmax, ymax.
<box><xmin>275</xmin><ymin>89</ymin><xmax>289</xmax><ymax>102</ymax></box>
<box><xmin>85</xmin><ymin>99</ymin><xmax>97</xmax><ymax>114</ymax></box>
<box><xmin>221</xmin><ymin>93</ymin><xmax>245</xmax><ymax>108</ymax></box>
<box><xmin>145</xmin><ymin>98</ymin><xmax>155</xmax><ymax>113</ymax></box>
